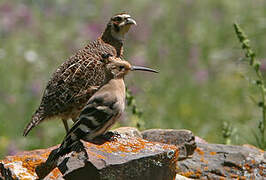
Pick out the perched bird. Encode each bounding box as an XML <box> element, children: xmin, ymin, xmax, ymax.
<box><xmin>53</xmin><ymin>55</ymin><xmax>158</xmax><ymax>159</ymax></box>
<box><xmin>23</xmin><ymin>13</ymin><xmax>137</xmax><ymax>136</ymax></box>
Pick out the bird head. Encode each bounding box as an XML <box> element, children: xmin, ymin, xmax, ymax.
<box><xmin>101</xmin><ymin>54</ymin><xmax>158</xmax><ymax>78</ymax></box>
<box><xmin>108</xmin><ymin>13</ymin><xmax>137</xmax><ymax>41</ymax></box>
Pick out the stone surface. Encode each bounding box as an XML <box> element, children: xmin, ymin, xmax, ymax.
<box><xmin>113</xmin><ymin>127</ymin><xmax>142</xmax><ymax>138</ymax></box>
<box><xmin>1</xmin><ymin>128</ymin><xmax>265</xmax><ymax>180</ymax></box>
<box><xmin>142</xmin><ymin>129</ymin><xmax>197</xmax><ymax>160</ymax></box>
<box><xmin>177</xmin><ymin>143</ymin><xmax>266</xmax><ymax>179</ymax></box>
<box><xmin>175</xmin><ymin>174</ymin><xmax>193</xmax><ymax>180</ymax></box>
<box><xmin>36</xmin><ymin>127</ymin><xmax>179</xmax><ymax>180</ymax></box>
<box><xmin>0</xmin><ymin>146</ymin><xmax>62</xmax><ymax>180</ymax></box>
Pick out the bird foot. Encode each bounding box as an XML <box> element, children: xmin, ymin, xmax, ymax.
<box><xmin>71</xmin><ymin>141</ymin><xmax>84</xmax><ymax>153</ymax></box>
<box><xmin>100</xmin><ymin>131</ymin><xmax>121</xmax><ymax>141</ymax></box>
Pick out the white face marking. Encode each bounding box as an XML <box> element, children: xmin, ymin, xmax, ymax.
<box><xmin>116</xmin><ymin>14</ymin><xmax>131</xmax><ymax>19</ymax></box>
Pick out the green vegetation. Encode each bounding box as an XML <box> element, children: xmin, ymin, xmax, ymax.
<box><xmin>234</xmin><ymin>23</ymin><xmax>266</xmax><ymax>149</ymax></box>
<box><xmin>1</xmin><ymin>0</ymin><xmax>266</xmax><ymax>157</ymax></box>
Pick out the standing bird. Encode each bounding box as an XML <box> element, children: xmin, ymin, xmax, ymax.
<box><xmin>53</xmin><ymin>55</ymin><xmax>158</xmax><ymax>159</ymax></box>
<box><xmin>23</xmin><ymin>13</ymin><xmax>137</xmax><ymax>136</ymax></box>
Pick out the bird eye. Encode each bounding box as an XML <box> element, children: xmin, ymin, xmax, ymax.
<box><xmin>113</xmin><ymin>16</ymin><xmax>122</xmax><ymax>22</ymax></box>
<box><xmin>119</xmin><ymin>66</ymin><xmax>124</xmax><ymax>70</ymax></box>
<box><xmin>101</xmin><ymin>53</ymin><xmax>111</xmax><ymax>59</ymax></box>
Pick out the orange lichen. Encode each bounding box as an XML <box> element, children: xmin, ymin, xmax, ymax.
<box><xmin>230</xmin><ymin>174</ymin><xmax>238</xmax><ymax>178</ymax></box>
<box><xmin>86</xmin><ymin>149</ymin><xmax>107</xmax><ymax>160</ymax></box>
<box><xmin>162</xmin><ymin>144</ymin><xmax>177</xmax><ymax>151</ymax></box>
<box><xmin>84</xmin><ymin>136</ymin><xmax>177</xmax><ymax>155</ymax></box>
<box><xmin>199</xmin><ymin>157</ymin><xmax>208</xmax><ymax>164</ymax></box>
<box><xmin>1</xmin><ymin>149</ymin><xmax>62</xmax><ymax>180</ymax></box>
<box><xmin>17</xmin><ymin>172</ymin><xmax>29</xmax><ymax>178</ymax></box>
<box><xmin>48</xmin><ymin>168</ymin><xmax>62</xmax><ymax>179</ymax></box>
<box><xmin>169</xmin><ymin>150</ymin><xmax>179</xmax><ymax>174</ymax></box>
<box><xmin>40</xmin><ymin>151</ymin><xmax>51</xmax><ymax>159</ymax></box>
<box><xmin>251</xmin><ymin>159</ymin><xmax>255</xmax><ymax>164</ymax></box>
<box><xmin>194</xmin><ymin>172</ymin><xmax>201</xmax><ymax>178</ymax></box>
<box><xmin>179</xmin><ymin>169</ymin><xmax>202</xmax><ymax>178</ymax></box>
<box><xmin>96</xmin><ymin>154</ymin><xmax>106</xmax><ymax>159</ymax></box>
<box><xmin>6</xmin><ymin>156</ymin><xmax>42</xmax><ymax>176</ymax></box>
<box><xmin>195</xmin><ymin>147</ymin><xmax>204</xmax><ymax>155</ymax></box>
<box><xmin>82</xmin><ymin>134</ymin><xmax>179</xmax><ymax>175</ymax></box>
<box><xmin>244</xmin><ymin>163</ymin><xmax>252</xmax><ymax>173</ymax></box>
<box><xmin>179</xmin><ymin>171</ymin><xmax>195</xmax><ymax>177</ymax></box>
<box><xmin>209</xmin><ymin>151</ymin><xmax>217</xmax><ymax>155</ymax></box>
<box><xmin>195</xmin><ymin>168</ymin><xmax>202</xmax><ymax>177</ymax></box>
<box><xmin>239</xmin><ymin>176</ymin><xmax>247</xmax><ymax>180</ymax></box>
<box><xmin>5</xmin><ymin>164</ymin><xmax>14</xmax><ymax>169</ymax></box>
<box><xmin>1</xmin><ymin>149</ymin><xmax>56</xmax><ymax>179</ymax></box>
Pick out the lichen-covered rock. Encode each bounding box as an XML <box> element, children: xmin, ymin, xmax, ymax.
<box><xmin>113</xmin><ymin>127</ymin><xmax>143</xmax><ymax>138</ymax></box>
<box><xmin>37</xmin><ymin>128</ymin><xmax>179</xmax><ymax>180</ymax></box>
<box><xmin>1</xmin><ymin>128</ymin><xmax>264</xmax><ymax>180</ymax></box>
<box><xmin>0</xmin><ymin>146</ymin><xmax>62</xmax><ymax>180</ymax></box>
<box><xmin>177</xmin><ymin>143</ymin><xmax>266</xmax><ymax>179</ymax></box>
<box><xmin>175</xmin><ymin>174</ymin><xmax>193</xmax><ymax>180</ymax></box>
<box><xmin>0</xmin><ymin>128</ymin><xmax>179</xmax><ymax>180</ymax></box>
<box><xmin>142</xmin><ymin>129</ymin><xmax>196</xmax><ymax>160</ymax></box>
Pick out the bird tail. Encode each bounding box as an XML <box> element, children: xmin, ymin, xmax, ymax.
<box><xmin>35</xmin><ymin>140</ymin><xmax>81</xmax><ymax>179</ymax></box>
<box><xmin>35</xmin><ymin>148</ymin><xmax>59</xmax><ymax>178</ymax></box>
<box><xmin>23</xmin><ymin>110</ymin><xmax>45</xmax><ymax>136</ymax></box>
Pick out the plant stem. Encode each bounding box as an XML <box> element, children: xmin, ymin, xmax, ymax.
<box><xmin>233</xmin><ymin>23</ymin><xmax>265</xmax><ymax>148</ymax></box>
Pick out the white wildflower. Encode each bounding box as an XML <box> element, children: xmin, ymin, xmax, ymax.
<box><xmin>24</xmin><ymin>50</ymin><xmax>38</xmax><ymax>63</ymax></box>
<box><xmin>0</xmin><ymin>49</ymin><xmax>6</xmax><ymax>59</ymax></box>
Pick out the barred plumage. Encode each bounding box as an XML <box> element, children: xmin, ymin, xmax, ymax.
<box><xmin>23</xmin><ymin>13</ymin><xmax>136</xmax><ymax>136</ymax></box>
<box><xmin>53</xmin><ymin>55</ymin><xmax>158</xmax><ymax>160</ymax></box>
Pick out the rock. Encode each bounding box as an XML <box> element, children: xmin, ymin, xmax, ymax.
<box><xmin>37</xmin><ymin>127</ymin><xmax>179</xmax><ymax>180</ymax></box>
<box><xmin>35</xmin><ymin>127</ymin><xmax>144</xmax><ymax>179</ymax></box>
<box><xmin>113</xmin><ymin>127</ymin><xmax>142</xmax><ymax>138</ymax></box>
<box><xmin>0</xmin><ymin>146</ymin><xmax>62</xmax><ymax>180</ymax></box>
<box><xmin>141</xmin><ymin>129</ymin><xmax>196</xmax><ymax>160</ymax></box>
<box><xmin>177</xmin><ymin>143</ymin><xmax>266</xmax><ymax>179</ymax></box>
<box><xmin>1</xmin><ymin>128</ymin><xmax>265</xmax><ymax>179</ymax></box>
<box><xmin>195</xmin><ymin>136</ymin><xmax>208</xmax><ymax>144</ymax></box>
<box><xmin>175</xmin><ymin>174</ymin><xmax>193</xmax><ymax>180</ymax></box>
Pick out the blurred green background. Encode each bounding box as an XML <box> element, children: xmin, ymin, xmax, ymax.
<box><xmin>1</xmin><ymin>0</ymin><xmax>266</xmax><ymax>157</ymax></box>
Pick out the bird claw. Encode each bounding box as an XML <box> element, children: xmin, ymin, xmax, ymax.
<box><xmin>101</xmin><ymin>131</ymin><xmax>121</xmax><ymax>141</ymax></box>
<box><xmin>72</xmin><ymin>141</ymin><xmax>84</xmax><ymax>152</ymax></box>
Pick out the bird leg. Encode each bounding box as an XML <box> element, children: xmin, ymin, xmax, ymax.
<box><xmin>62</xmin><ymin>119</ymin><xmax>69</xmax><ymax>133</ymax></box>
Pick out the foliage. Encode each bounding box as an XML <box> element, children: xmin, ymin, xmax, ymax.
<box><xmin>126</xmin><ymin>88</ymin><xmax>144</xmax><ymax>129</ymax></box>
<box><xmin>1</xmin><ymin>0</ymin><xmax>266</xmax><ymax>157</ymax></box>
<box><xmin>233</xmin><ymin>23</ymin><xmax>266</xmax><ymax>149</ymax></box>
<box><xmin>222</xmin><ymin>121</ymin><xmax>237</xmax><ymax>145</ymax></box>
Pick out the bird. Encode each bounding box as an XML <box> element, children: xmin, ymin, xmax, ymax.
<box><xmin>23</xmin><ymin>13</ymin><xmax>137</xmax><ymax>136</ymax></box>
<box><xmin>51</xmin><ymin>54</ymin><xmax>158</xmax><ymax>160</ymax></box>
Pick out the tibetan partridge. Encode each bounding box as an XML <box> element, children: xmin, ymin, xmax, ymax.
<box><xmin>23</xmin><ymin>13</ymin><xmax>136</xmax><ymax>136</ymax></box>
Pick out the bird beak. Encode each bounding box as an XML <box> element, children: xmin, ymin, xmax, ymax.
<box><xmin>125</xmin><ymin>17</ymin><xmax>137</xmax><ymax>26</ymax></box>
<box><xmin>131</xmin><ymin>66</ymin><xmax>158</xmax><ymax>73</ymax></box>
